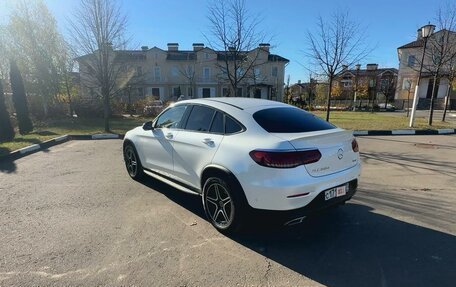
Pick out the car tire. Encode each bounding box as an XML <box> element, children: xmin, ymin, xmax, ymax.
<box><xmin>123</xmin><ymin>143</ymin><xmax>144</xmax><ymax>180</ymax></box>
<box><xmin>202</xmin><ymin>176</ymin><xmax>246</xmax><ymax>234</ymax></box>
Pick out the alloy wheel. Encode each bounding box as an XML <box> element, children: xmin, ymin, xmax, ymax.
<box><xmin>125</xmin><ymin>146</ymin><xmax>138</xmax><ymax>177</ymax></box>
<box><xmin>205</xmin><ymin>182</ymin><xmax>234</xmax><ymax>229</ymax></box>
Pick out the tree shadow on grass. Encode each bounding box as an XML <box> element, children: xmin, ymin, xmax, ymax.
<box><xmin>31</xmin><ymin>131</ymin><xmax>58</xmax><ymax>136</ymax></box>
<box><xmin>138</xmin><ymin>176</ymin><xmax>456</xmax><ymax>287</ymax></box>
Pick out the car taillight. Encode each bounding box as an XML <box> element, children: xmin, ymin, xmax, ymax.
<box><xmin>249</xmin><ymin>150</ymin><xmax>321</xmax><ymax>168</ymax></box>
<box><xmin>352</xmin><ymin>139</ymin><xmax>359</xmax><ymax>152</ymax></box>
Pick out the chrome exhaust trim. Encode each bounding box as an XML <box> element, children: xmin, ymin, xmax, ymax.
<box><xmin>284</xmin><ymin>216</ymin><xmax>306</xmax><ymax>226</ymax></box>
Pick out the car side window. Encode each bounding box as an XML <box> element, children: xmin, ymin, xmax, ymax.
<box><xmin>225</xmin><ymin>115</ymin><xmax>243</xmax><ymax>134</ymax></box>
<box><xmin>184</xmin><ymin>105</ymin><xmax>215</xmax><ymax>132</ymax></box>
<box><xmin>155</xmin><ymin>105</ymin><xmax>187</xmax><ymax>129</ymax></box>
<box><xmin>209</xmin><ymin>111</ymin><xmax>224</xmax><ymax>134</ymax></box>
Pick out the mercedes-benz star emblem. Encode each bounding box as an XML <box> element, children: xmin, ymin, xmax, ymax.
<box><xmin>337</xmin><ymin>148</ymin><xmax>344</xmax><ymax>160</ymax></box>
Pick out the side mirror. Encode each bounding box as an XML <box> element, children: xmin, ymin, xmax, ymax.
<box><xmin>143</xmin><ymin>121</ymin><xmax>154</xmax><ymax>131</ymax></box>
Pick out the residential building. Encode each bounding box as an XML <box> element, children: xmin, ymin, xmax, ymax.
<box><xmin>396</xmin><ymin>29</ymin><xmax>456</xmax><ymax>109</ymax></box>
<box><xmin>76</xmin><ymin>43</ymin><xmax>289</xmax><ymax>104</ymax></box>
<box><xmin>334</xmin><ymin>64</ymin><xmax>398</xmax><ymax>103</ymax></box>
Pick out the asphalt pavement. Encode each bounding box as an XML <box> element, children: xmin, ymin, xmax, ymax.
<box><xmin>0</xmin><ymin>135</ymin><xmax>455</xmax><ymax>287</ymax></box>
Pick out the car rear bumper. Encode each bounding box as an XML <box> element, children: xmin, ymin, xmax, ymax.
<box><xmin>238</xmin><ymin>163</ymin><xmax>361</xmax><ymax>211</ymax></box>
<box><xmin>252</xmin><ymin>179</ymin><xmax>358</xmax><ymax>224</ymax></box>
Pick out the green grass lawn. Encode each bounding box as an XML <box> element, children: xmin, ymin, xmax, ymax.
<box><xmin>1</xmin><ymin>111</ymin><xmax>454</xmax><ymax>157</ymax></box>
<box><xmin>0</xmin><ymin>117</ymin><xmax>146</xmax><ymax>156</ymax></box>
<box><xmin>313</xmin><ymin>111</ymin><xmax>455</xmax><ymax>131</ymax></box>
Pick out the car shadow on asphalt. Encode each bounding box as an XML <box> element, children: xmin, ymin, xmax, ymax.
<box><xmin>138</xmin><ymin>177</ymin><xmax>456</xmax><ymax>287</ymax></box>
<box><xmin>139</xmin><ymin>176</ymin><xmax>206</xmax><ymax>218</ymax></box>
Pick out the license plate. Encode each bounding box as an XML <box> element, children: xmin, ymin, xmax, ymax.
<box><xmin>324</xmin><ymin>185</ymin><xmax>347</xmax><ymax>201</ymax></box>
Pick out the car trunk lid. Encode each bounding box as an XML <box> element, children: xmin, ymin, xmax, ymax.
<box><xmin>272</xmin><ymin>129</ymin><xmax>359</xmax><ymax>177</ymax></box>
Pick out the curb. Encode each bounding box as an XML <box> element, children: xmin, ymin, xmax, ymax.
<box><xmin>0</xmin><ymin>134</ymin><xmax>124</xmax><ymax>162</ymax></box>
<box><xmin>353</xmin><ymin>129</ymin><xmax>455</xmax><ymax>136</ymax></box>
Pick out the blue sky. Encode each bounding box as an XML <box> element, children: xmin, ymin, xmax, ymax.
<box><xmin>0</xmin><ymin>0</ymin><xmax>449</xmax><ymax>82</ymax></box>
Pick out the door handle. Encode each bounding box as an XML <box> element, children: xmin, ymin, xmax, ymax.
<box><xmin>165</xmin><ymin>133</ymin><xmax>173</xmax><ymax>139</ymax></box>
<box><xmin>202</xmin><ymin>138</ymin><xmax>214</xmax><ymax>146</ymax></box>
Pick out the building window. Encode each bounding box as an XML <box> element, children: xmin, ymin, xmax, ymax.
<box><xmin>236</xmin><ymin>87</ymin><xmax>243</xmax><ymax>97</ymax></box>
<box><xmin>433</xmin><ymin>55</ymin><xmax>441</xmax><ymax>64</ymax></box>
<box><xmin>202</xmin><ymin>88</ymin><xmax>211</xmax><ymax>98</ymax></box>
<box><xmin>341</xmin><ymin>74</ymin><xmax>352</xmax><ymax>87</ymax></box>
<box><xmin>173</xmin><ymin>87</ymin><xmax>181</xmax><ymax>98</ymax></box>
<box><xmin>152</xmin><ymin>88</ymin><xmax>160</xmax><ymax>98</ymax></box>
<box><xmin>186</xmin><ymin>65</ymin><xmax>193</xmax><ymax>76</ymax></box>
<box><xmin>402</xmin><ymin>78</ymin><xmax>412</xmax><ymax>90</ymax></box>
<box><xmin>254</xmin><ymin>68</ymin><xmax>261</xmax><ymax>78</ymax></box>
<box><xmin>136</xmin><ymin>66</ymin><xmax>142</xmax><ymax>76</ymax></box>
<box><xmin>171</xmin><ymin>66</ymin><xmax>179</xmax><ymax>77</ymax></box>
<box><xmin>271</xmin><ymin>66</ymin><xmax>278</xmax><ymax>77</ymax></box>
<box><xmin>154</xmin><ymin>66</ymin><xmax>161</xmax><ymax>81</ymax></box>
<box><xmin>187</xmin><ymin>87</ymin><xmax>193</xmax><ymax>98</ymax></box>
<box><xmin>380</xmin><ymin>78</ymin><xmax>393</xmax><ymax>91</ymax></box>
<box><xmin>222</xmin><ymin>87</ymin><xmax>230</xmax><ymax>97</ymax></box>
<box><xmin>205</xmin><ymin>53</ymin><xmax>209</xmax><ymax>59</ymax></box>
<box><xmin>407</xmin><ymin>55</ymin><xmax>416</xmax><ymax>67</ymax></box>
<box><xmin>236</xmin><ymin>67</ymin><xmax>244</xmax><ymax>77</ymax></box>
<box><xmin>137</xmin><ymin>87</ymin><xmax>144</xmax><ymax>98</ymax></box>
<box><xmin>203</xmin><ymin>67</ymin><xmax>210</xmax><ymax>80</ymax></box>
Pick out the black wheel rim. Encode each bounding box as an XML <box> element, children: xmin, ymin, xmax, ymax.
<box><xmin>205</xmin><ymin>182</ymin><xmax>234</xmax><ymax>229</ymax></box>
<box><xmin>125</xmin><ymin>147</ymin><xmax>138</xmax><ymax>177</ymax></box>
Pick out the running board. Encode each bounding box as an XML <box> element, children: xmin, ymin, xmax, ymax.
<box><xmin>143</xmin><ymin>169</ymin><xmax>201</xmax><ymax>196</ymax></box>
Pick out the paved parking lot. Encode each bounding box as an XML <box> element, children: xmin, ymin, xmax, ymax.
<box><xmin>0</xmin><ymin>135</ymin><xmax>455</xmax><ymax>286</ymax></box>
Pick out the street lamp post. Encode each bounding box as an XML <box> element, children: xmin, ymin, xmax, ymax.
<box><xmin>353</xmin><ymin>64</ymin><xmax>361</xmax><ymax>111</ymax></box>
<box><xmin>409</xmin><ymin>23</ymin><xmax>435</xmax><ymax>127</ymax></box>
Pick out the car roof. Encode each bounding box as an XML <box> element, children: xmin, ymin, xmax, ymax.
<box><xmin>177</xmin><ymin>97</ymin><xmax>288</xmax><ymax>111</ymax></box>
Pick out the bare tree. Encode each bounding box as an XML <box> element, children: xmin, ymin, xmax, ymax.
<box><xmin>55</xmin><ymin>39</ymin><xmax>78</xmax><ymax>116</ymax></box>
<box><xmin>379</xmin><ymin>72</ymin><xmax>397</xmax><ymax>109</ymax></box>
<box><xmin>306</xmin><ymin>11</ymin><xmax>371</xmax><ymax>121</ymax></box>
<box><xmin>206</xmin><ymin>0</ymin><xmax>268</xmax><ymax>96</ymax></box>
<box><xmin>423</xmin><ymin>3</ymin><xmax>456</xmax><ymax>125</ymax></box>
<box><xmin>410</xmin><ymin>3</ymin><xmax>456</xmax><ymax>125</ymax></box>
<box><xmin>442</xmin><ymin>56</ymin><xmax>456</xmax><ymax>121</ymax></box>
<box><xmin>179</xmin><ymin>64</ymin><xmax>196</xmax><ymax>98</ymax></box>
<box><xmin>68</xmin><ymin>0</ymin><xmax>129</xmax><ymax>132</ymax></box>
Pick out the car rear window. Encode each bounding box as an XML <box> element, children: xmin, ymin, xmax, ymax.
<box><xmin>253</xmin><ymin>107</ymin><xmax>336</xmax><ymax>133</ymax></box>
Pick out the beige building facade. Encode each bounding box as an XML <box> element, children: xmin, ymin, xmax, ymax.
<box><xmin>396</xmin><ymin>29</ymin><xmax>456</xmax><ymax>108</ymax></box>
<box><xmin>76</xmin><ymin>43</ymin><xmax>288</xmax><ymax>104</ymax></box>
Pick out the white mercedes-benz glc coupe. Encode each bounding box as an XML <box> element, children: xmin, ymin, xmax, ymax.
<box><xmin>123</xmin><ymin>98</ymin><xmax>360</xmax><ymax>233</ymax></box>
